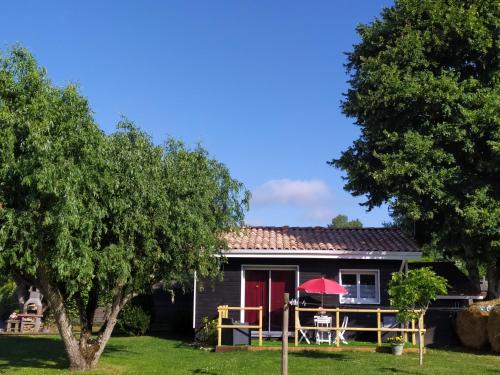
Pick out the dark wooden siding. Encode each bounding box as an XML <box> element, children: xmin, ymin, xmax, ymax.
<box><xmin>151</xmin><ymin>286</ymin><xmax>193</xmax><ymax>333</ymax></box>
<box><xmin>195</xmin><ymin>257</ymin><xmax>402</xmax><ymax>329</ymax></box>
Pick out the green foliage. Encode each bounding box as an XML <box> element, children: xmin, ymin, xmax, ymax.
<box><xmin>194</xmin><ymin>316</ymin><xmax>218</xmax><ymax>348</ymax></box>
<box><xmin>330</xmin><ymin>0</ymin><xmax>499</xmax><ymax>292</ymax></box>
<box><xmin>0</xmin><ymin>276</ymin><xmax>17</xmax><ymax>320</ymax></box>
<box><xmin>0</xmin><ymin>46</ymin><xmax>248</xmax><ymax>367</ymax></box>
<box><xmin>0</xmin><ymin>45</ymin><xmax>248</xmax><ymax>300</ymax></box>
<box><xmin>329</xmin><ymin>214</ymin><xmax>363</xmax><ymax>228</ymax></box>
<box><xmin>386</xmin><ymin>335</ymin><xmax>404</xmax><ymax>345</ymax></box>
<box><xmin>388</xmin><ymin>267</ymin><xmax>448</xmax><ymax>324</ymax></box>
<box><xmin>116</xmin><ymin>304</ymin><xmax>151</xmax><ymax>336</ymax></box>
<box><xmin>0</xmin><ymin>276</ymin><xmax>15</xmax><ymax>301</ymax></box>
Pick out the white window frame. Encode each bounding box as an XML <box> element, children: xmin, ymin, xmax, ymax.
<box><xmin>339</xmin><ymin>269</ymin><xmax>380</xmax><ymax>305</ymax></box>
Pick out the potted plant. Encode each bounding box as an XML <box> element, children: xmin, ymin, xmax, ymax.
<box><xmin>388</xmin><ymin>267</ymin><xmax>448</xmax><ymax>365</ymax></box>
<box><xmin>387</xmin><ymin>335</ymin><xmax>405</xmax><ymax>355</ymax></box>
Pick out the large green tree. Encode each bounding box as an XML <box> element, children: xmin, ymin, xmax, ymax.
<box><xmin>329</xmin><ymin>214</ymin><xmax>363</xmax><ymax>228</ymax></box>
<box><xmin>330</xmin><ymin>1</ymin><xmax>499</xmax><ymax>297</ymax></box>
<box><xmin>0</xmin><ymin>47</ymin><xmax>248</xmax><ymax>370</ymax></box>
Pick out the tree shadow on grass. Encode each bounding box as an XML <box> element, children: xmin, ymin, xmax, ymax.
<box><xmin>0</xmin><ymin>335</ymin><xmax>127</xmax><ymax>372</ymax></box>
<box><xmin>430</xmin><ymin>345</ymin><xmax>499</xmax><ymax>357</ymax></box>
<box><xmin>289</xmin><ymin>351</ymin><xmax>350</xmax><ymax>360</ymax></box>
<box><xmin>190</xmin><ymin>369</ymin><xmax>218</xmax><ymax>375</ymax></box>
<box><xmin>379</xmin><ymin>368</ymin><xmax>420</xmax><ymax>374</ymax></box>
<box><xmin>0</xmin><ymin>336</ymin><xmax>68</xmax><ymax>371</ymax></box>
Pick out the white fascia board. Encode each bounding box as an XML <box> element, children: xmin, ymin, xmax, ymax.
<box><xmin>437</xmin><ymin>295</ymin><xmax>484</xmax><ymax>300</ymax></box>
<box><xmin>222</xmin><ymin>249</ymin><xmax>422</xmax><ymax>261</ymax></box>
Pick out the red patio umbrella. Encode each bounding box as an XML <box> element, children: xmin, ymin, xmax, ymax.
<box><xmin>297</xmin><ymin>277</ymin><xmax>348</xmax><ymax>307</ymax></box>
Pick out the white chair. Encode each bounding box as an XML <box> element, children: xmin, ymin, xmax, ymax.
<box><xmin>314</xmin><ymin>315</ymin><xmax>332</xmax><ymax>345</ymax></box>
<box><xmin>297</xmin><ymin>317</ymin><xmax>311</xmax><ymax>344</ymax></box>
<box><xmin>334</xmin><ymin>316</ymin><xmax>349</xmax><ymax>345</ymax></box>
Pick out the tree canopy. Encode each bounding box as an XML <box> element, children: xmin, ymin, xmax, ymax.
<box><xmin>328</xmin><ymin>214</ymin><xmax>363</xmax><ymax>228</ymax></box>
<box><xmin>330</xmin><ymin>0</ymin><xmax>499</xmax><ymax>297</ymax></box>
<box><xmin>0</xmin><ymin>47</ymin><xmax>248</xmax><ymax>370</ymax></box>
<box><xmin>388</xmin><ymin>267</ymin><xmax>448</xmax><ymax>325</ymax></box>
<box><xmin>388</xmin><ymin>267</ymin><xmax>448</xmax><ymax>365</ymax></box>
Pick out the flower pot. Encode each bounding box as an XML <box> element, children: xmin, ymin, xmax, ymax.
<box><xmin>391</xmin><ymin>343</ymin><xmax>404</xmax><ymax>355</ymax></box>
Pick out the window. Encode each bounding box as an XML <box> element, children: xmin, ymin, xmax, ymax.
<box><xmin>339</xmin><ymin>270</ymin><xmax>380</xmax><ymax>304</ymax></box>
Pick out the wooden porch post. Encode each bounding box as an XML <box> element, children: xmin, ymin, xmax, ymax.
<box><xmin>294</xmin><ymin>307</ymin><xmax>299</xmax><ymax>347</ymax></box>
<box><xmin>376</xmin><ymin>308</ymin><xmax>381</xmax><ymax>346</ymax></box>
<box><xmin>411</xmin><ymin>320</ymin><xmax>416</xmax><ymax>345</ymax></box>
<box><xmin>258</xmin><ymin>306</ymin><xmax>263</xmax><ymax>347</ymax></box>
<box><xmin>335</xmin><ymin>308</ymin><xmax>340</xmax><ymax>347</ymax></box>
<box><xmin>282</xmin><ymin>293</ymin><xmax>289</xmax><ymax>375</ymax></box>
<box><xmin>217</xmin><ymin>306</ymin><xmax>222</xmax><ymax>347</ymax></box>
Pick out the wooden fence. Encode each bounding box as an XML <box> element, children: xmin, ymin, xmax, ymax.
<box><xmin>217</xmin><ymin>305</ymin><xmax>263</xmax><ymax>347</ymax></box>
<box><xmin>295</xmin><ymin>307</ymin><xmax>425</xmax><ymax>348</ymax></box>
<box><xmin>216</xmin><ymin>305</ymin><xmax>426</xmax><ymax>355</ymax></box>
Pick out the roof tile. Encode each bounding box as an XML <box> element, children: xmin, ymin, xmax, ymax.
<box><xmin>225</xmin><ymin>226</ymin><xmax>419</xmax><ymax>253</ymax></box>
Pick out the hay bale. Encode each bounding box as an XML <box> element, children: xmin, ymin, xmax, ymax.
<box><xmin>488</xmin><ymin>306</ymin><xmax>500</xmax><ymax>353</ymax></box>
<box><xmin>456</xmin><ymin>299</ymin><xmax>500</xmax><ymax>349</ymax></box>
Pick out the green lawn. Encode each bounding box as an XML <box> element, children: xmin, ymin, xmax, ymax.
<box><xmin>0</xmin><ymin>335</ymin><xmax>498</xmax><ymax>375</ymax></box>
<box><xmin>251</xmin><ymin>338</ymin><xmax>418</xmax><ymax>348</ymax></box>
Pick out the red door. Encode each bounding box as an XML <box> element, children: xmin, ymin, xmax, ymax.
<box><xmin>270</xmin><ymin>270</ymin><xmax>295</xmax><ymax>330</ymax></box>
<box><xmin>244</xmin><ymin>270</ymin><xmax>268</xmax><ymax>328</ymax></box>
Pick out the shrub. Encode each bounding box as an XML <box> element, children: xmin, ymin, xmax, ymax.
<box><xmin>116</xmin><ymin>304</ymin><xmax>151</xmax><ymax>336</ymax></box>
<box><xmin>0</xmin><ymin>278</ymin><xmax>17</xmax><ymax>321</ymax></box>
<box><xmin>388</xmin><ymin>267</ymin><xmax>448</xmax><ymax>324</ymax></box>
<box><xmin>386</xmin><ymin>336</ymin><xmax>404</xmax><ymax>345</ymax></box>
<box><xmin>194</xmin><ymin>317</ymin><xmax>218</xmax><ymax>348</ymax></box>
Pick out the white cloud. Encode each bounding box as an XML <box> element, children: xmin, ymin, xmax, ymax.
<box><xmin>252</xmin><ymin>179</ymin><xmax>332</xmax><ymax>206</ymax></box>
<box><xmin>251</xmin><ymin>179</ymin><xmax>334</xmax><ymax>222</ymax></box>
<box><xmin>307</xmin><ymin>206</ymin><xmax>335</xmax><ymax>221</ymax></box>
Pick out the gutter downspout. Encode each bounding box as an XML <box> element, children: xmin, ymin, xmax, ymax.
<box><xmin>192</xmin><ymin>271</ymin><xmax>197</xmax><ymax>330</ymax></box>
<box><xmin>398</xmin><ymin>258</ymin><xmax>409</xmax><ymax>275</ymax></box>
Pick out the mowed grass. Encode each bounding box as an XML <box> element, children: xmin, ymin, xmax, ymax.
<box><xmin>0</xmin><ymin>335</ymin><xmax>498</xmax><ymax>375</ymax></box>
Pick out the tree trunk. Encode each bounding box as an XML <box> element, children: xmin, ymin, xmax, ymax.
<box><xmin>11</xmin><ymin>273</ymin><xmax>29</xmax><ymax>310</ymax></box>
<box><xmin>15</xmin><ymin>284</ymin><xmax>27</xmax><ymax>310</ymax></box>
<box><xmin>418</xmin><ymin>315</ymin><xmax>424</xmax><ymax>366</ymax></box>
<box><xmin>37</xmin><ymin>269</ymin><xmax>94</xmax><ymax>371</ymax></box>
<box><xmin>486</xmin><ymin>257</ymin><xmax>500</xmax><ymax>300</ymax></box>
<box><xmin>37</xmin><ymin>267</ymin><xmax>132</xmax><ymax>371</ymax></box>
<box><xmin>464</xmin><ymin>247</ymin><xmax>481</xmax><ymax>291</ymax></box>
<box><xmin>89</xmin><ymin>291</ymin><xmax>131</xmax><ymax>369</ymax></box>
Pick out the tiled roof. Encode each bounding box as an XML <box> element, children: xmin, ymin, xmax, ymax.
<box><xmin>224</xmin><ymin>226</ymin><xmax>420</xmax><ymax>253</ymax></box>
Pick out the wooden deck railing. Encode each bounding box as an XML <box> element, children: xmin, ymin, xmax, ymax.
<box><xmin>295</xmin><ymin>307</ymin><xmax>425</xmax><ymax>348</ymax></box>
<box><xmin>217</xmin><ymin>305</ymin><xmax>263</xmax><ymax>347</ymax></box>
<box><xmin>216</xmin><ymin>305</ymin><xmax>425</xmax><ymax>353</ymax></box>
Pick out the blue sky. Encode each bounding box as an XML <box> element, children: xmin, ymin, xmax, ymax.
<box><xmin>0</xmin><ymin>1</ymin><xmax>393</xmax><ymax>227</ymax></box>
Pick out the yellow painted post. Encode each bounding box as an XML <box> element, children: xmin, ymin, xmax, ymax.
<box><xmin>217</xmin><ymin>307</ymin><xmax>222</xmax><ymax>347</ymax></box>
<box><xmin>376</xmin><ymin>308</ymin><xmax>381</xmax><ymax>346</ymax></box>
<box><xmin>411</xmin><ymin>320</ymin><xmax>416</xmax><ymax>345</ymax></box>
<box><xmin>294</xmin><ymin>308</ymin><xmax>299</xmax><ymax>347</ymax></box>
<box><xmin>258</xmin><ymin>306</ymin><xmax>263</xmax><ymax>347</ymax></box>
<box><xmin>335</xmin><ymin>308</ymin><xmax>340</xmax><ymax>347</ymax></box>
